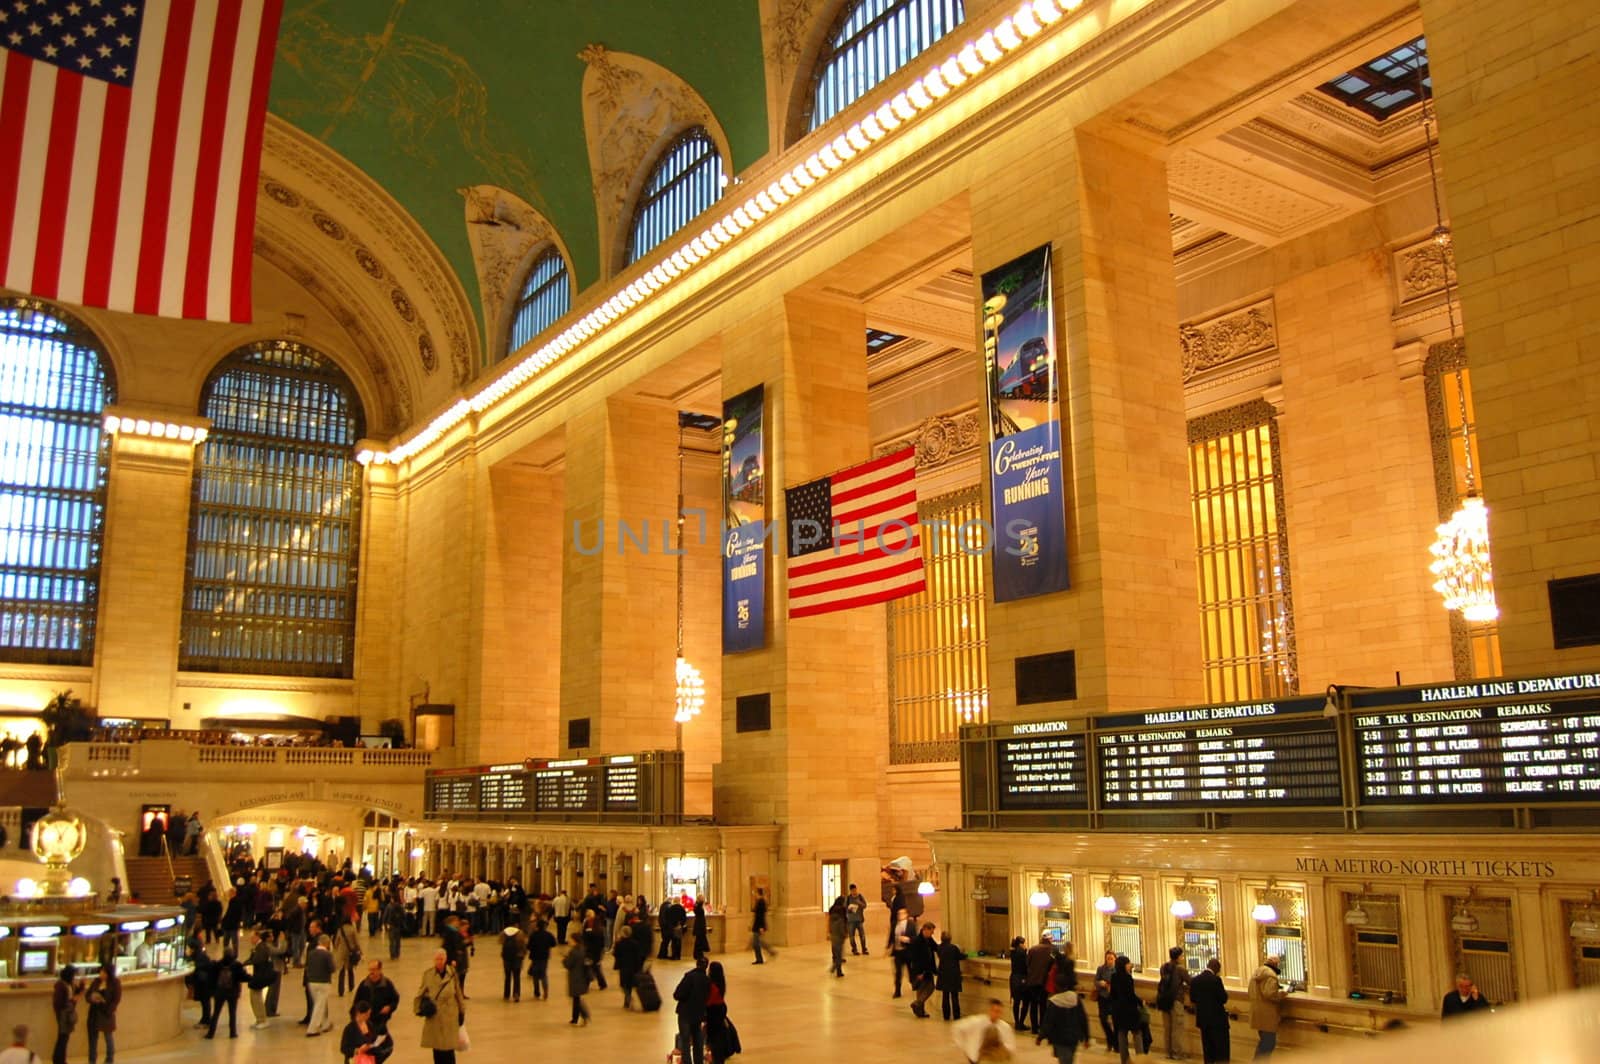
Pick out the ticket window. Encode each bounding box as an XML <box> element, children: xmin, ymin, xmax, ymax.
<box><xmin>665</xmin><ymin>856</ymin><xmax>710</xmax><ymax>905</ymax></box>
<box><xmin>1170</xmin><ymin>882</ymin><xmax>1220</xmax><ymax>975</ymax></box>
<box><xmin>1030</xmin><ymin>874</ymin><xmax>1073</xmax><ymax>951</ymax></box>
<box><xmin>1099</xmin><ymin>879</ymin><xmax>1143</xmax><ymax>970</ymax></box>
<box><xmin>1563</xmin><ymin>899</ymin><xmax>1600</xmax><ymax>989</ymax></box>
<box><xmin>822</xmin><ymin>861</ymin><xmax>846</xmax><ymax>911</ymax></box>
<box><xmin>976</xmin><ymin>874</ymin><xmax>1011</xmax><ymax>957</ymax></box>
<box><xmin>1343</xmin><ymin>892</ymin><xmax>1406</xmax><ymax>1002</ymax></box>
<box><xmin>1254</xmin><ymin>884</ymin><xmax>1308</xmax><ymax>989</ymax></box>
<box><xmin>1447</xmin><ymin>894</ymin><xmax>1517</xmax><ymax>1004</ymax></box>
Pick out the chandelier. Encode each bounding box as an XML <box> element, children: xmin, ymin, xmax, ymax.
<box><xmin>673</xmin><ymin>414</ymin><xmax>704</xmax><ymax>730</ymax></box>
<box><xmin>1411</xmin><ymin>48</ymin><xmax>1498</xmax><ymax>623</ymax></box>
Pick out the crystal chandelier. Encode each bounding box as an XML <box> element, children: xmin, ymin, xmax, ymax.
<box><xmin>672</xmin><ymin>414</ymin><xmax>704</xmax><ymax>729</ymax></box>
<box><xmin>1411</xmin><ymin>48</ymin><xmax>1498</xmax><ymax>624</ymax></box>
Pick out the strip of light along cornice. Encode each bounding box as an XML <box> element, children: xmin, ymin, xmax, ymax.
<box><xmin>357</xmin><ymin>0</ymin><xmax>1085</xmax><ymax>468</ymax></box>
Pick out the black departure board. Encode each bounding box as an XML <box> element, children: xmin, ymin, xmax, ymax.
<box><xmin>534</xmin><ymin>766</ymin><xmax>599</xmax><ymax>813</ymax></box>
<box><xmin>1354</xmin><ymin>695</ymin><xmax>1600</xmax><ymax>804</ymax></box>
<box><xmin>428</xmin><ymin>775</ymin><xmax>476</xmax><ymax>812</ymax></box>
<box><xmin>478</xmin><ymin>770</ymin><xmax>530</xmax><ymax>813</ymax></box>
<box><xmin>997</xmin><ymin>730</ymin><xmax>1088</xmax><ymax>810</ymax></box>
<box><xmin>1096</xmin><ymin>701</ymin><xmax>1341</xmax><ymax>809</ymax></box>
<box><xmin>605</xmin><ymin>761</ymin><xmax>640</xmax><ymax>810</ymax></box>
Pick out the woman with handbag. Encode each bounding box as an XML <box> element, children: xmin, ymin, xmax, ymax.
<box><xmin>706</xmin><ymin>961</ymin><xmax>741</xmax><ymax>1063</ymax></box>
<box><xmin>84</xmin><ymin>966</ymin><xmax>119</xmax><ymax>1064</ymax></box>
<box><xmin>51</xmin><ymin>966</ymin><xmax>83</xmax><ymax>1064</ymax></box>
<box><xmin>416</xmin><ymin>950</ymin><xmax>464</xmax><ymax>1064</ymax></box>
<box><xmin>340</xmin><ymin>1001</ymin><xmax>392</xmax><ymax>1064</ymax></box>
<box><xmin>334</xmin><ymin>918</ymin><xmax>362</xmax><ymax>997</ymax></box>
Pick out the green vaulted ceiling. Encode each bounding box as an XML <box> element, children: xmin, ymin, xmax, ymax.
<box><xmin>268</xmin><ymin>0</ymin><xmax>769</xmax><ymax>330</ymax></box>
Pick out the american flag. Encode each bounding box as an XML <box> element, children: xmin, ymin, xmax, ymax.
<box><xmin>0</xmin><ymin>0</ymin><xmax>283</xmax><ymax>323</ymax></box>
<box><xmin>785</xmin><ymin>446</ymin><xmax>925</xmax><ymax>619</ymax></box>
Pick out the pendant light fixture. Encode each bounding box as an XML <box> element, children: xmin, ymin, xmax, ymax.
<box><xmin>1410</xmin><ymin>44</ymin><xmax>1500</xmax><ymax>623</ymax></box>
<box><xmin>673</xmin><ymin>414</ymin><xmax>705</xmax><ymax>727</ymax></box>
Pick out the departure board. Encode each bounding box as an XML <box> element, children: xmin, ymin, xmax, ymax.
<box><xmin>997</xmin><ymin>730</ymin><xmax>1088</xmax><ymax>810</ymax></box>
<box><xmin>428</xmin><ymin>775</ymin><xmax>476</xmax><ymax>812</ymax></box>
<box><xmin>605</xmin><ymin>760</ymin><xmax>640</xmax><ymax>811</ymax></box>
<box><xmin>1096</xmin><ymin>699</ymin><xmax>1341</xmax><ymax>809</ymax></box>
<box><xmin>1354</xmin><ymin>695</ymin><xmax>1600</xmax><ymax>804</ymax></box>
<box><xmin>478</xmin><ymin>770</ymin><xmax>530</xmax><ymax>813</ymax></box>
<box><xmin>534</xmin><ymin>766</ymin><xmax>599</xmax><ymax>813</ymax></box>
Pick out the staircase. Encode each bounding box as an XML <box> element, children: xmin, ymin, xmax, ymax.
<box><xmin>124</xmin><ymin>854</ymin><xmax>211</xmax><ymax>902</ymax></box>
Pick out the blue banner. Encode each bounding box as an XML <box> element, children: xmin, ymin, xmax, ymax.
<box><xmin>722</xmin><ymin>385</ymin><xmax>767</xmax><ymax>652</ymax></box>
<box><xmin>723</xmin><ymin>520</ymin><xmax>767</xmax><ymax>653</ymax></box>
<box><xmin>983</xmin><ymin>243</ymin><xmax>1069</xmax><ymax>601</ymax></box>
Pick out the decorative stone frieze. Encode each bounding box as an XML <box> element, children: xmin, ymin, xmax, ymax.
<box><xmin>1179</xmin><ymin>297</ymin><xmax>1278</xmax><ymax>381</ymax></box>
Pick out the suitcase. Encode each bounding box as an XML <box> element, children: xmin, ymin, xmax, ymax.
<box><xmin>636</xmin><ymin>969</ymin><xmax>663</xmax><ymax>1012</ymax></box>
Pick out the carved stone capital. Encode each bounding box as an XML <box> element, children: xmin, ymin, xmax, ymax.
<box><xmin>1179</xmin><ymin>297</ymin><xmax>1278</xmax><ymax>382</ymax></box>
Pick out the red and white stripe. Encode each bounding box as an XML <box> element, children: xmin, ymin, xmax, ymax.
<box><xmin>0</xmin><ymin>0</ymin><xmax>282</xmax><ymax>323</ymax></box>
<box><xmin>787</xmin><ymin>446</ymin><xmax>926</xmax><ymax>619</ymax></box>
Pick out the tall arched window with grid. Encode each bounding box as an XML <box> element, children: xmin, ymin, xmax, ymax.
<box><xmin>807</xmin><ymin>0</ymin><xmax>964</xmax><ymax>133</ymax></box>
<box><xmin>626</xmin><ymin>127</ymin><xmax>724</xmax><ymax>267</ymax></box>
<box><xmin>181</xmin><ymin>341</ymin><xmax>365</xmax><ymax>678</ymax></box>
<box><xmin>0</xmin><ymin>298</ymin><xmax>114</xmax><ymax>665</ymax></box>
<box><xmin>507</xmin><ymin>246</ymin><xmax>571</xmax><ymax>356</ymax></box>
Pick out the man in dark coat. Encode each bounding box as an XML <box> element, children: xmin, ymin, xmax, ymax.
<box><xmin>936</xmin><ymin>931</ymin><xmax>965</xmax><ymax>1021</ymax></box>
<box><xmin>1190</xmin><ymin>957</ymin><xmax>1230</xmax><ymax>1063</ymax></box>
<box><xmin>673</xmin><ymin>955</ymin><xmax>712</xmax><ymax>1064</ymax></box>
<box><xmin>1025</xmin><ymin>934</ymin><xmax>1057</xmax><ymax>1032</ymax></box>
<box><xmin>1440</xmin><ymin>973</ymin><xmax>1491</xmax><ymax>1019</ymax></box>
<box><xmin>908</xmin><ymin>922</ymin><xmax>939</xmax><ymax>1018</ymax></box>
<box><xmin>658</xmin><ymin>900</ymin><xmax>680</xmax><ymax>960</ymax></box>
<box><xmin>351</xmin><ymin>960</ymin><xmax>400</xmax><ymax>1032</ymax></box>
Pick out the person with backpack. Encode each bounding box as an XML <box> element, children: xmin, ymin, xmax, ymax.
<box><xmin>1156</xmin><ymin>946</ymin><xmax>1192</xmax><ymax>1060</ymax></box>
<box><xmin>206</xmin><ymin>949</ymin><xmax>248</xmax><ymax>1039</ymax></box>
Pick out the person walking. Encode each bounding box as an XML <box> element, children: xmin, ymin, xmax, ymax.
<box><xmin>52</xmin><ymin>966</ymin><xmax>82</xmax><ymax>1064</ymax></box>
<box><xmin>953</xmin><ymin>999</ymin><xmax>1017</xmax><ymax>1064</ymax></box>
<box><xmin>419</xmin><ymin>881</ymin><xmax>440</xmax><ymax>938</ymax></box>
<box><xmin>245</xmin><ymin>931</ymin><xmax>273</xmax><ymax>1029</ymax></box>
<box><xmin>1247</xmin><ymin>956</ymin><xmax>1290</xmax><ymax>1059</ymax></box>
<box><xmin>265</xmin><ymin>928</ymin><xmax>288</xmax><ymax>1017</ymax></box>
<box><xmin>1025</xmin><ymin>933</ymin><xmax>1056</xmax><ymax>1033</ymax></box>
<box><xmin>908</xmin><ymin>922</ymin><xmax>939</xmax><ymax>1018</ymax></box>
<box><xmin>673</xmin><ymin>954</ymin><xmax>712</xmax><ymax>1064</ymax></box>
<box><xmin>845</xmin><ymin>884</ymin><xmax>869</xmax><ymax>956</ymax></box>
<box><xmin>563</xmin><ymin>932</ymin><xmax>592</xmax><ymax>1026</ymax></box>
<box><xmin>936</xmin><ymin>931</ymin><xmax>965</xmax><ymax>1021</ymax></box>
<box><xmin>440</xmin><ymin>914</ymin><xmax>472</xmax><ymax>999</ymax></box>
<box><xmin>893</xmin><ymin>909</ymin><xmax>918</xmax><ymax>998</ymax></box>
<box><xmin>339</xmin><ymin>1001</ymin><xmax>393</xmax><ymax>1064</ymax></box>
<box><xmin>1190</xmin><ymin>958</ymin><xmax>1230</xmax><ymax>1063</ymax></box>
<box><xmin>526</xmin><ymin>920</ymin><xmax>556</xmax><ymax>1000</ymax></box>
<box><xmin>417</xmin><ymin>950</ymin><xmax>464</xmax><ymax>1064</ymax></box>
<box><xmin>827</xmin><ymin>897</ymin><xmax>848</xmax><ymax>977</ymax></box>
<box><xmin>1109</xmin><ymin>954</ymin><xmax>1143</xmax><ymax>1064</ymax></box>
<box><xmin>1156</xmin><ymin>946</ymin><xmax>1191</xmax><ymax>1059</ymax></box>
<box><xmin>205</xmin><ymin>949</ymin><xmax>247</xmax><ymax>1040</ymax></box>
<box><xmin>613</xmin><ymin>926</ymin><xmax>646</xmax><ymax>1009</ymax></box>
<box><xmin>304</xmin><ymin>935</ymin><xmax>336</xmax><ymax>1036</ymax></box>
<box><xmin>581</xmin><ymin>911</ymin><xmax>608</xmax><ymax>990</ymax></box>
<box><xmin>382</xmin><ymin>892</ymin><xmax>406</xmax><ymax>962</ymax></box>
<box><xmin>84</xmin><ymin>966</ymin><xmax>120</xmax><ymax>1064</ymax></box>
<box><xmin>1094</xmin><ymin>950</ymin><xmax>1119</xmax><ymax>1051</ymax></box>
<box><xmin>705</xmin><ymin>961</ymin><xmax>738</xmax><ymax>1064</ymax></box>
<box><xmin>333</xmin><ymin>918</ymin><xmax>362</xmax><ymax>997</ymax></box>
<box><xmin>750</xmin><ymin>887</ymin><xmax>776</xmax><ymax>963</ymax></box>
<box><xmin>352</xmin><ymin>961</ymin><xmax>400</xmax><ymax>1036</ymax></box>
<box><xmin>500</xmin><ymin>926</ymin><xmax>526</xmax><ymax>1002</ymax></box>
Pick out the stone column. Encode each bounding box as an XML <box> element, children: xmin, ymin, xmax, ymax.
<box><xmin>93</xmin><ymin>412</ymin><xmax>208</xmax><ymax>715</ymax></box>
<box><xmin>717</xmin><ymin>292</ymin><xmax>887</xmax><ymax>945</ymax></box>
<box><xmin>971</xmin><ymin>126</ymin><xmax>1202</xmax><ymax>718</ymax></box>
<box><xmin>1419</xmin><ymin>0</ymin><xmax>1600</xmax><ymax>672</ymax></box>
<box><xmin>559</xmin><ymin>396</ymin><xmax>680</xmax><ymax>753</ymax></box>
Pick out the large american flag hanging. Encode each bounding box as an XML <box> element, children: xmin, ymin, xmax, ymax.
<box><xmin>0</xmin><ymin>0</ymin><xmax>283</xmax><ymax>323</ymax></box>
<box><xmin>785</xmin><ymin>446</ymin><xmax>925</xmax><ymax>619</ymax></box>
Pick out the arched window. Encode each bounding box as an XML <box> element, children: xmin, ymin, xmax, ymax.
<box><xmin>507</xmin><ymin>246</ymin><xmax>571</xmax><ymax>356</ymax></box>
<box><xmin>808</xmin><ymin>0</ymin><xmax>965</xmax><ymax>132</ymax></box>
<box><xmin>0</xmin><ymin>299</ymin><xmax>114</xmax><ymax>665</ymax></box>
<box><xmin>626</xmin><ymin>127</ymin><xmax>724</xmax><ymax>267</ymax></box>
<box><xmin>181</xmin><ymin>341</ymin><xmax>365</xmax><ymax>678</ymax></box>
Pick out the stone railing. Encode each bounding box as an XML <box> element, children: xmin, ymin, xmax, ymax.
<box><xmin>71</xmin><ymin>741</ymin><xmax>433</xmax><ymax>772</ymax></box>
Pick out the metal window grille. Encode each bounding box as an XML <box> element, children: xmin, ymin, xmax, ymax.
<box><xmin>0</xmin><ymin>298</ymin><xmax>113</xmax><ymax>665</ymax></box>
<box><xmin>1447</xmin><ymin>894</ymin><xmax>1517</xmax><ymax>1004</ymax></box>
<box><xmin>1422</xmin><ymin>341</ymin><xmax>1503</xmax><ymax>679</ymax></box>
<box><xmin>888</xmin><ymin>485</ymin><xmax>988</xmax><ymax>764</ymax></box>
<box><xmin>180</xmin><ymin>341</ymin><xmax>365</xmax><ymax>678</ymax></box>
<box><xmin>1345</xmin><ymin>893</ymin><xmax>1406</xmax><ymax>1000</ymax></box>
<box><xmin>625</xmin><ymin>127</ymin><xmax>724</xmax><ymax>267</ymax></box>
<box><xmin>507</xmin><ymin>246</ymin><xmax>571</xmax><ymax>356</ymax></box>
<box><xmin>808</xmin><ymin>0</ymin><xmax>965</xmax><ymax>131</ymax></box>
<box><xmin>1188</xmin><ymin>401</ymin><xmax>1298</xmax><ymax>703</ymax></box>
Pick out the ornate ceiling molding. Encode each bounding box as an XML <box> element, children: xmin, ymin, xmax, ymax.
<box><xmin>459</xmin><ymin>185</ymin><xmax>568</xmax><ymax>360</ymax></box>
<box><xmin>578</xmin><ymin>44</ymin><xmax>733</xmax><ymax>280</ymax></box>
<box><xmin>259</xmin><ymin>116</ymin><xmax>481</xmax><ymax>393</ymax></box>
<box><xmin>1180</xmin><ymin>296</ymin><xmax>1277</xmax><ymax>382</ymax></box>
<box><xmin>759</xmin><ymin>0</ymin><xmax>835</xmax><ymax>151</ymax></box>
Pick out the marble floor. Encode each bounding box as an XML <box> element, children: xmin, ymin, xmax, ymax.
<box><xmin>100</xmin><ymin>933</ymin><xmax>1089</xmax><ymax>1064</ymax></box>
